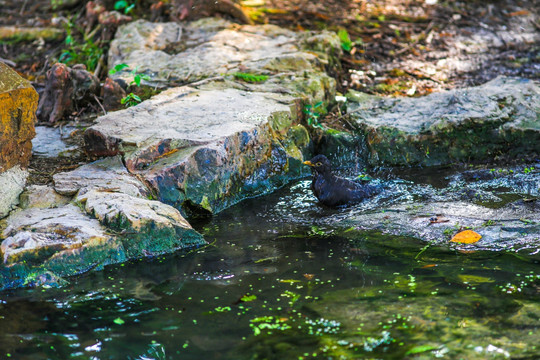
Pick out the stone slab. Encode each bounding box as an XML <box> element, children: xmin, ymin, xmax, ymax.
<box><xmin>84</xmin><ymin>86</ymin><xmax>311</xmax><ymax>214</ymax></box>
<box><xmin>347</xmin><ymin>76</ymin><xmax>540</xmax><ymax>166</ymax></box>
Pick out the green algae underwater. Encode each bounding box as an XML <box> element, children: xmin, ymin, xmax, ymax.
<box><xmin>0</xmin><ymin>176</ymin><xmax>539</xmax><ymax>360</ymax></box>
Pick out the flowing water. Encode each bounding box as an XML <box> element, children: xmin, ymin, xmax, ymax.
<box><xmin>1</xmin><ymin>172</ymin><xmax>539</xmax><ymax>359</ymax></box>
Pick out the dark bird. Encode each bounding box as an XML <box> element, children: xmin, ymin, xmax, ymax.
<box><xmin>303</xmin><ymin>154</ymin><xmax>381</xmax><ymax>207</ymax></box>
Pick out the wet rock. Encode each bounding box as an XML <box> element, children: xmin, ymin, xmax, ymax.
<box><xmin>338</xmin><ymin>201</ymin><xmax>540</xmax><ymax>252</ymax></box>
<box><xmin>0</xmin><ymin>62</ymin><xmax>37</xmax><ymax>218</ymax></box>
<box><xmin>347</xmin><ymin>76</ymin><xmax>540</xmax><ymax>166</ymax></box>
<box><xmin>37</xmin><ymin>63</ymin><xmax>100</xmax><ymax>123</ymax></box>
<box><xmin>76</xmin><ymin>189</ymin><xmax>205</xmax><ymax>257</ymax></box>
<box><xmin>84</xmin><ymin>86</ymin><xmax>311</xmax><ymax>214</ymax></box>
<box><xmin>19</xmin><ymin>185</ymin><xmax>71</xmax><ymax>209</ymax></box>
<box><xmin>53</xmin><ymin>156</ymin><xmax>149</xmax><ymax>197</ymax></box>
<box><xmin>0</xmin><ymin>205</ymin><xmax>123</xmax><ymax>278</ymax></box>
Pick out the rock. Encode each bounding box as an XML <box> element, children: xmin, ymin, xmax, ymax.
<box><xmin>0</xmin><ymin>204</ymin><xmax>121</xmax><ymax>273</ymax></box>
<box><xmin>101</xmin><ymin>77</ymin><xmax>126</xmax><ymax>111</ymax></box>
<box><xmin>84</xmin><ymin>86</ymin><xmax>311</xmax><ymax>214</ymax></box>
<box><xmin>76</xmin><ymin>189</ymin><xmax>205</xmax><ymax>257</ymax></box>
<box><xmin>19</xmin><ymin>185</ymin><xmax>71</xmax><ymax>209</ymax></box>
<box><xmin>37</xmin><ymin>63</ymin><xmax>100</xmax><ymax>123</ymax></box>
<box><xmin>347</xmin><ymin>76</ymin><xmax>540</xmax><ymax>166</ymax></box>
<box><xmin>53</xmin><ymin>156</ymin><xmax>149</xmax><ymax>197</ymax></box>
<box><xmin>339</xmin><ymin>201</ymin><xmax>540</xmax><ymax>252</ymax></box>
<box><xmin>0</xmin><ymin>166</ymin><xmax>27</xmax><ymax>218</ymax></box>
<box><xmin>32</xmin><ymin>125</ymin><xmax>78</xmax><ymax>158</ymax></box>
<box><xmin>0</xmin><ymin>62</ymin><xmax>37</xmax><ymax>218</ymax></box>
<box><xmin>108</xmin><ymin>19</ymin><xmax>339</xmax><ymax>97</ymax></box>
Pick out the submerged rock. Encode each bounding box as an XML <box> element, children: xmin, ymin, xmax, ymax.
<box><xmin>347</xmin><ymin>76</ymin><xmax>540</xmax><ymax>166</ymax></box>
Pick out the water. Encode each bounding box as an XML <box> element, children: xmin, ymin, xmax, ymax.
<box><xmin>1</xmin><ymin>176</ymin><xmax>539</xmax><ymax>359</ymax></box>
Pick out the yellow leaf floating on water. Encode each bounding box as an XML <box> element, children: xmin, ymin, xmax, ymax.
<box><xmin>450</xmin><ymin>230</ymin><xmax>481</xmax><ymax>244</ymax></box>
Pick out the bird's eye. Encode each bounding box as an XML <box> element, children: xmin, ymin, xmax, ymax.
<box><xmin>315</xmin><ymin>162</ymin><xmax>322</xmax><ymax>167</ymax></box>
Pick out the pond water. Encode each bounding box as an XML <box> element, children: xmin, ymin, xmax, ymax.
<box><xmin>1</xmin><ymin>173</ymin><xmax>539</xmax><ymax>359</ymax></box>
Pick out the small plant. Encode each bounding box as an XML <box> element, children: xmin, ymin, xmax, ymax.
<box><xmin>121</xmin><ymin>93</ymin><xmax>141</xmax><ymax>107</ymax></box>
<box><xmin>524</xmin><ymin>166</ymin><xmax>535</xmax><ymax>174</ymax></box>
<box><xmin>233</xmin><ymin>72</ymin><xmax>269</xmax><ymax>83</ymax></box>
<box><xmin>109</xmin><ymin>63</ymin><xmax>152</xmax><ymax>107</ymax></box>
<box><xmin>303</xmin><ymin>101</ymin><xmax>326</xmax><ymax>129</ymax></box>
<box><xmin>114</xmin><ymin>0</ymin><xmax>135</xmax><ymax>14</ymax></box>
<box><xmin>59</xmin><ymin>19</ymin><xmax>103</xmax><ymax>71</ymax></box>
<box><xmin>337</xmin><ymin>28</ymin><xmax>353</xmax><ymax>52</ymax></box>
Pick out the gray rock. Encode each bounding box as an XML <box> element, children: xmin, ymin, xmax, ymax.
<box><xmin>84</xmin><ymin>86</ymin><xmax>311</xmax><ymax>214</ymax></box>
<box><xmin>76</xmin><ymin>189</ymin><xmax>205</xmax><ymax>256</ymax></box>
<box><xmin>339</xmin><ymin>201</ymin><xmax>540</xmax><ymax>252</ymax></box>
<box><xmin>108</xmin><ymin>18</ymin><xmax>339</xmax><ymax>97</ymax></box>
<box><xmin>53</xmin><ymin>156</ymin><xmax>149</xmax><ymax>197</ymax></box>
<box><xmin>0</xmin><ymin>166</ymin><xmax>27</xmax><ymax>218</ymax></box>
<box><xmin>347</xmin><ymin>76</ymin><xmax>540</xmax><ymax>166</ymax></box>
<box><xmin>19</xmin><ymin>184</ymin><xmax>71</xmax><ymax>209</ymax></box>
<box><xmin>1</xmin><ymin>204</ymin><xmax>115</xmax><ymax>266</ymax></box>
<box><xmin>32</xmin><ymin>126</ymin><xmax>78</xmax><ymax>158</ymax></box>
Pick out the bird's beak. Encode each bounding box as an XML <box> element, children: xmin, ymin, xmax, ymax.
<box><xmin>303</xmin><ymin>160</ymin><xmax>313</xmax><ymax>166</ymax></box>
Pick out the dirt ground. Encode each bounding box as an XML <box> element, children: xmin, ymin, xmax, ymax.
<box><xmin>2</xmin><ymin>0</ymin><xmax>539</xmax><ymax>95</ymax></box>
<box><xmin>1</xmin><ymin>0</ymin><xmax>539</xmax><ymax>182</ymax></box>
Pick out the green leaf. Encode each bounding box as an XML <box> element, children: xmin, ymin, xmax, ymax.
<box><xmin>109</xmin><ymin>63</ymin><xmax>129</xmax><ymax>75</ymax></box>
<box><xmin>134</xmin><ymin>74</ymin><xmax>141</xmax><ymax>86</ymax></box>
<box><xmin>405</xmin><ymin>344</ymin><xmax>439</xmax><ymax>355</ymax></box>
<box><xmin>125</xmin><ymin>3</ymin><xmax>135</xmax><ymax>14</ymax></box>
<box><xmin>114</xmin><ymin>0</ymin><xmax>128</xmax><ymax>10</ymax></box>
<box><xmin>240</xmin><ymin>294</ymin><xmax>257</xmax><ymax>302</ymax></box>
<box><xmin>113</xmin><ymin>317</ymin><xmax>125</xmax><ymax>325</ymax></box>
<box><xmin>337</xmin><ymin>29</ymin><xmax>353</xmax><ymax>52</ymax></box>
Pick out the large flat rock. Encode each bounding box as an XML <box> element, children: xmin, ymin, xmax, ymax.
<box><xmin>347</xmin><ymin>76</ymin><xmax>540</xmax><ymax>166</ymax></box>
<box><xmin>87</xmin><ymin>18</ymin><xmax>341</xmax><ymax>215</ymax></box>
<box><xmin>109</xmin><ymin>18</ymin><xmax>339</xmax><ymax>94</ymax></box>
<box><xmin>85</xmin><ymin>86</ymin><xmax>311</xmax><ymax>214</ymax></box>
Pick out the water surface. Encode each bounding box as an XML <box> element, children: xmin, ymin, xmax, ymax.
<box><xmin>0</xmin><ymin>176</ymin><xmax>539</xmax><ymax>359</ymax></box>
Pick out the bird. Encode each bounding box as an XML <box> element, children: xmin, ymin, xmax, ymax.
<box><xmin>303</xmin><ymin>154</ymin><xmax>381</xmax><ymax>207</ymax></box>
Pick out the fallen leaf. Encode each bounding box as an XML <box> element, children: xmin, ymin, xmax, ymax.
<box><xmin>508</xmin><ymin>10</ymin><xmax>530</xmax><ymax>16</ymax></box>
<box><xmin>451</xmin><ymin>230</ymin><xmax>481</xmax><ymax>244</ymax></box>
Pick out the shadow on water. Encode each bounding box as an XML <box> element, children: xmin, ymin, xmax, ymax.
<box><xmin>1</xmin><ymin>166</ymin><xmax>540</xmax><ymax>359</ymax></box>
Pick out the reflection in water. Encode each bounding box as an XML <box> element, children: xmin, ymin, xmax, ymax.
<box><xmin>0</xmin><ymin>169</ymin><xmax>539</xmax><ymax>359</ymax></box>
